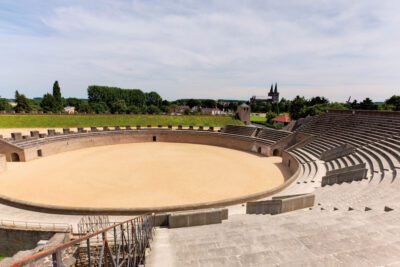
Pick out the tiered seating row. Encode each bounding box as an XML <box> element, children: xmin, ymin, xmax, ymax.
<box><xmin>255</xmin><ymin>128</ymin><xmax>291</xmax><ymax>142</ymax></box>
<box><xmin>222</xmin><ymin>125</ymin><xmax>257</xmax><ymax>137</ymax></box>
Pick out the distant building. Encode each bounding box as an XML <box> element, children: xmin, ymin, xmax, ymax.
<box><xmin>8</xmin><ymin>101</ymin><xmax>17</xmax><ymax>107</ymax></box>
<box><xmin>250</xmin><ymin>83</ymin><xmax>280</xmax><ymax>104</ymax></box>
<box><xmin>64</xmin><ymin>106</ymin><xmax>76</xmax><ymax>114</ymax></box>
<box><xmin>272</xmin><ymin>114</ymin><xmax>291</xmax><ymax>126</ymax></box>
<box><xmin>201</xmin><ymin>108</ymin><xmax>224</xmax><ymax>115</ymax></box>
<box><xmin>236</xmin><ymin>103</ymin><xmax>251</xmax><ymax>125</ymax></box>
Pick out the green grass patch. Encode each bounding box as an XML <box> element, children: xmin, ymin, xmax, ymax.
<box><xmin>0</xmin><ymin>256</ymin><xmax>4</xmax><ymax>261</ymax></box>
<box><xmin>250</xmin><ymin>116</ymin><xmax>266</xmax><ymax>123</ymax></box>
<box><xmin>0</xmin><ymin>115</ymin><xmax>243</xmax><ymax>128</ymax></box>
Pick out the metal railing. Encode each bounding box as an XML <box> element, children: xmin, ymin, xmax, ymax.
<box><xmin>9</xmin><ymin>214</ymin><xmax>155</xmax><ymax>267</ymax></box>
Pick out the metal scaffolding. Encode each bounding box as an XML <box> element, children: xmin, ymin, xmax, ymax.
<box><xmin>9</xmin><ymin>214</ymin><xmax>155</xmax><ymax>267</ymax></box>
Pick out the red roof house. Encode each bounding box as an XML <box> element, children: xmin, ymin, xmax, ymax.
<box><xmin>272</xmin><ymin>114</ymin><xmax>291</xmax><ymax>124</ymax></box>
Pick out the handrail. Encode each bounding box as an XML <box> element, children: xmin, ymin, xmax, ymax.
<box><xmin>9</xmin><ymin>214</ymin><xmax>154</xmax><ymax>267</ymax></box>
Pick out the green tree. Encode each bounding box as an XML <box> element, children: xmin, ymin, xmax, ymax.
<box><xmin>359</xmin><ymin>98</ymin><xmax>377</xmax><ymax>110</ymax></box>
<box><xmin>52</xmin><ymin>81</ymin><xmax>63</xmax><ymax>112</ymax></box>
<box><xmin>187</xmin><ymin>99</ymin><xmax>201</xmax><ymax>108</ymax></box>
<box><xmin>0</xmin><ymin>98</ymin><xmax>12</xmax><ymax>111</ymax></box>
<box><xmin>14</xmin><ymin>91</ymin><xmax>32</xmax><ymax>113</ymax></box>
<box><xmin>127</xmin><ymin>105</ymin><xmax>142</xmax><ymax>114</ymax></box>
<box><xmin>110</xmin><ymin>99</ymin><xmax>128</xmax><ymax>113</ymax></box>
<box><xmin>201</xmin><ymin>99</ymin><xmax>217</xmax><ymax>108</ymax></box>
<box><xmin>40</xmin><ymin>93</ymin><xmax>56</xmax><ymax>112</ymax></box>
<box><xmin>65</xmin><ymin>98</ymin><xmax>83</xmax><ymax>108</ymax></box>
<box><xmin>308</xmin><ymin>96</ymin><xmax>329</xmax><ymax>106</ymax></box>
<box><xmin>289</xmin><ymin>96</ymin><xmax>307</xmax><ymax>120</ymax></box>
<box><xmin>378</xmin><ymin>103</ymin><xmax>396</xmax><ymax>111</ymax></box>
<box><xmin>385</xmin><ymin>95</ymin><xmax>400</xmax><ymax>111</ymax></box>
<box><xmin>145</xmin><ymin>92</ymin><xmax>162</xmax><ymax>107</ymax></box>
<box><xmin>278</xmin><ymin>98</ymin><xmax>290</xmax><ymax>113</ymax></box>
<box><xmin>90</xmin><ymin>102</ymin><xmax>109</xmax><ymax>114</ymax></box>
<box><xmin>77</xmin><ymin>101</ymin><xmax>92</xmax><ymax>113</ymax></box>
<box><xmin>147</xmin><ymin>105</ymin><xmax>161</xmax><ymax>114</ymax></box>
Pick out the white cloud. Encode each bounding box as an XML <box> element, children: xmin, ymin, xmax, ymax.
<box><xmin>0</xmin><ymin>0</ymin><xmax>399</xmax><ymax>101</ymax></box>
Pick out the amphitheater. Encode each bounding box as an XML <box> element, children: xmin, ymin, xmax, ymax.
<box><xmin>0</xmin><ymin>109</ymin><xmax>400</xmax><ymax>266</ymax></box>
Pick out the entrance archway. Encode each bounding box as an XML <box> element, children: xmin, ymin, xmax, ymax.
<box><xmin>11</xmin><ymin>153</ymin><xmax>20</xmax><ymax>162</ymax></box>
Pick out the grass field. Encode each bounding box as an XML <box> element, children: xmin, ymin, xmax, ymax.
<box><xmin>0</xmin><ymin>256</ymin><xmax>4</xmax><ymax>261</ymax></box>
<box><xmin>250</xmin><ymin>116</ymin><xmax>266</xmax><ymax>123</ymax></box>
<box><xmin>0</xmin><ymin>115</ymin><xmax>242</xmax><ymax>128</ymax></box>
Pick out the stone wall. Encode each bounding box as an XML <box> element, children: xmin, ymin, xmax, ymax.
<box><xmin>281</xmin><ymin>150</ymin><xmax>300</xmax><ymax>175</ymax></box>
<box><xmin>0</xmin><ymin>139</ymin><xmax>25</xmax><ymax>162</ymax></box>
<box><xmin>320</xmin><ymin>144</ymin><xmax>355</xmax><ymax>161</ymax></box>
<box><xmin>21</xmin><ymin>130</ymin><xmax>270</xmax><ymax>161</ymax></box>
<box><xmin>0</xmin><ymin>227</ymin><xmax>67</xmax><ymax>256</ymax></box>
<box><xmin>246</xmin><ymin>194</ymin><xmax>315</xmax><ymax>215</ymax></box>
<box><xmin>321</xmin><ymin>168</ymin><xmax>368</xmax><ymax>187</ymax></box>
<box><xmin>269</xmin><ymin>132</ymin><xmax>313</xmax><ymax>156</ymax></box>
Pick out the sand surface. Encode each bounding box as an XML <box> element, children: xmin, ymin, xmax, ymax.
<box><xmin>0</xmin><ymin>143</ymin><xmax>290</xmax><ymax>208</ymax></box>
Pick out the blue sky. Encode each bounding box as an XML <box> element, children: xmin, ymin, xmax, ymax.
<box><xmin>0</xmin><ymin>0</ymin><xmax>399</xmax><ymax>101</ymax></box>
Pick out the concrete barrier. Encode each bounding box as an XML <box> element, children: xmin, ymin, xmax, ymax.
<box><xmin>326</xmin><ymin>163</ymin><xmax>366</xmax><ymax>176</ymax></box>
<box><xmin>168</xmin><ymin>208</ymin><xmax>228</xmax><ymax>228</ymax></box>
<box><xmin>246</xmin><ymin>194</ymin><xmax>315</xmax><ymax>215</ymax></box>
<box><xmin>320</xmin><ymin>144</ymin><xmax>355</xmax><ymax>161</ymax></box>
<box><xmin>321</xmin><ymin>168</ymin><xmax>368</xmax><ymax>187</ymax></box>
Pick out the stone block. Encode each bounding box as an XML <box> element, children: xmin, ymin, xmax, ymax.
<box><xmin>153</xmin><ymin>214</ymin><xmax>170</xmax><ymax>227</ymax></box>
<box><xmin>11</xmin><ymin>132</ymin><xmax>22</xmax><ymax>141</ymax></box>
<box><xmin>39</xmin><ymin>133</ymin><xmax>47</xmax><ymax>138</ymax></box>
<box><xmin>77</xmin><ymin>127</ymin><xmax>86</xmax><ymax>133</ymax></box>
<box><xmin>169</xmin><ymin>213</ymin><xmax>189</xmax><ymax>228</ymax></box>
<box><xmin>209</xmin><ymin>126</ymin><xmax>214</xmax><ymax>131</ymax></box>
<box><xmin>178</xmin><ymin>125</ymin><xmax>183</xmax><ymax>130</ymax></box>
<box><xmin>247</xmin><ymin>194</ymin><xmax>315</xmax><ymax>215</ymax></box>
<box><xmin>30</xmin><ymin>131</ymin><xmax>40</xmax><ymax>138</ymax></box>
<box><xmin>169</xmin><ymin>209</ymin><xmax>224</xmax><ymax>228</ymax></box>
<box><xmin>136</xmin><ymin>125</ymin><xmax>141</xmax><ymax>130</ymax></box>
<box><xmin>126</xmin><ymin>125</ymin><xmax>131</xmax><ymax>130</ymax></box>
<box><xmin>189</xmin><ymin>212</ymin><xmax>207</xmax><ymax>226</ymax></box>
<box><xmin>198</xmin><ymin>126</ymin><xmax>204</xmax><ymax>131</ymax></box>
<box><xmin>47</xmin><ymin>129</ymin><xmax>56</xmax><ymax>136</ymax></box>
<box><xmin>189</xmin><ymin>125</ymin><xmax>194</xmax><ymax>130</ymax></box>
<box><xmin>221</xmin><ymin>208</ymin><xmax>229</xmax><ymax>220</ymax></box>
<box><xmin>63</xmin><ymin>128</ymin><xmax>70</xmax><ymax>134</ymax></box>
<box><xmin>168</xmin><ymin>125</ymin><xmax>173</xmax><ymax>129</ymax></box>
<box><xmin>158</xmin><ymin>125</ymin><xmax>163</xmax><ymax>128</ymax></box>
<box><xmin>90</xmin><ymin>127</ymin><xmax>98</xmax><ymax>132</ymax></box>
<box><xmin>103</xmin><ymin>126</ymin><xmax>109</xmax><ymax>131</ymax></box>
<box><xmin>115</xmin><ymin>126</ymin><xmax>121</xmax><ymax>130</ymax></box>
<box><xmin>147</xmin><ymin>125</ymin><xmax>152</xmax><ymax>128</ymax></box>
<box><xmin>205</xmin><ymin>210</ymin><xmax>222</xmax><ymax>225</ymax></box>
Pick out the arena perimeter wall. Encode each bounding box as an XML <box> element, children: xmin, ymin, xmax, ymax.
<box><xmin>16</xmin><ymin>130</ymin><xmax>275</xmax><ymax>161</ymax></box>
<box><xmin>0</xmin><ymin>129</ymin><xmax>301</xmax><ymax>215</ymax></box>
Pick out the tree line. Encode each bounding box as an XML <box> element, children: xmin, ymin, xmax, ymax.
<box><xmin>0</xmin><ymin>81</ymin><xmax>399</xmax><ymax>120</ymax></box>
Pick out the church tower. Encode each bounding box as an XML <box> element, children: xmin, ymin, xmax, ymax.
<box><xmin>268</xmin><ymin>83</ymin><xmax>279</xmax><ymax>103</ymax></box>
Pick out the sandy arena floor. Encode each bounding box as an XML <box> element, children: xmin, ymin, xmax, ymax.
<box><xmin>0</xmin><ymin>143</ymin><xmax>290</xmax><ymax>209</ymax></box>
